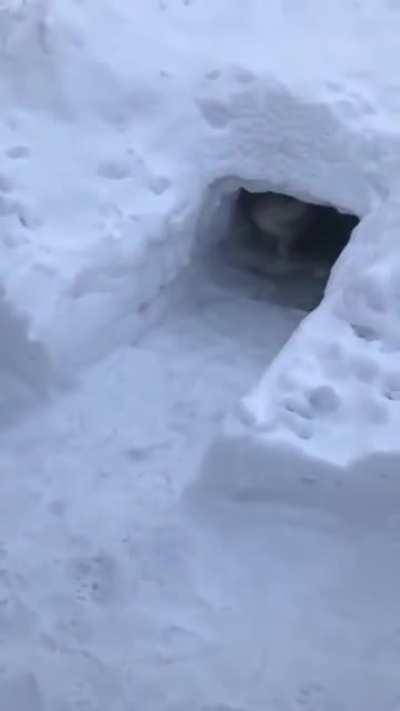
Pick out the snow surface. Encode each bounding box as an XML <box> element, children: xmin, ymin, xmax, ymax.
<box><xmin>2</xmin><ymin>0</ymin><xmax>400</xmax><ymax>708</ymax></box>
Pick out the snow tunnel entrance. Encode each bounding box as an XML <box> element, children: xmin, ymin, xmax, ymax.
<box><xmin>198</xmin><ymin>184</ymin><xmax>360</xmax><ymax>312</ymax></box>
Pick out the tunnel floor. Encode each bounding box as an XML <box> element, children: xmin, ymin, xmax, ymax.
<box><xmin>210</xmin><ymin>237</ymin><xmax>329</xmax><ymax>311</ymax></box>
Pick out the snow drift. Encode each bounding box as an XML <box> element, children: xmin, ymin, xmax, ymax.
<box><xmin>1</xmin><ymin>0</ymin><xmax>400</xmax><ymax>503</ymax></box>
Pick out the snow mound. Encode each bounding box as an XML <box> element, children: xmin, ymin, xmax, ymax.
<box><xmin>1</xmin><ymin>0</ymin><xmax>400</xmax><ymax>492</ymax></box>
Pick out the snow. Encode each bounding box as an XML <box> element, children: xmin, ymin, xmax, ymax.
<box><xmin>1</xmin><ymin>0</ymin><xmax>400</xmax><ymax>708</ymax></box>
<box><xmin>205</xmin><ymin>193</ymin><xmax>400</xmax><ymax>509</ymax></box>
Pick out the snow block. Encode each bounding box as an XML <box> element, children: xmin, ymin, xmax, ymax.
<box><xmin>191</xmin><ymin>193</ymin><xmax>400</xmax><ymax>516</ymax></box>
<box><xmin>193</xmin><ymin>430</ymin><xmax>400</xmax><ymax>523</ymax></box>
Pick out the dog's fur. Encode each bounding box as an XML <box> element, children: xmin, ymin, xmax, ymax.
<box><xmin>241</xmin><ymin>190</ymin><xmax>313</xmax><ymax>259</ymax></box>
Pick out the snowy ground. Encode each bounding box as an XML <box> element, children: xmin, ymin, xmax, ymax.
<box><xmin>1</xmin><ymin>254</ymin><xmax>400</xmax><ymax>710</ymax></box>
<box><xmin>2</xmin><ymin>0</ymin><xmax>400</xmax><ymax>708</ymax></box>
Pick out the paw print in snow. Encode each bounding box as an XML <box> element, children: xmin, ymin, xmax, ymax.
<box><xmin>5</xmin><ymin>145</ymin><xmax>30</xmax><ymax>160</ymax></box>
<box><xmin>67</xmin><ymin>552</ymin><xmax>119</xmax><ymax>605</ymax></box>
<box><xmin>97</xmin><ymin>159</ymin><xmax>131</xmax><ymax>181</ymax></box>
<box><xmin>295</xmin><ymin>682</ymin><xmax>326</xmax><ymax>710</ymax></box>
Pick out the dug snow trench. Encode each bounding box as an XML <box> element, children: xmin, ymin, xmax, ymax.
<box><xmin>1</xmin><ymin>234</ymin><xmax>399</xmax><ymax>710</ymax></box>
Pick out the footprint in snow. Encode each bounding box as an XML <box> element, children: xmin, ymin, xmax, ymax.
<box><xmin>97</xmin><ymin>159</ymin><xmax>131</xmax><ymax>181</ymax></box>
<box><xmin>5</xmin><ymin>145</ymin><xmax>30</xmax><ymax>160</ymax></box>
<box><xmin>195</xmin><ymin>97</ymin><xmax>231</xmax><ymax>129</ymax></box>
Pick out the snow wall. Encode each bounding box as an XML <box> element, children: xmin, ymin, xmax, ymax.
<box><xmin>2</xmin><ymin>0</ymin><xmax>400</xmax><ymax>506</ymax></box>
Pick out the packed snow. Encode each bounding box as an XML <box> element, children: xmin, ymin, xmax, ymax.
<box><xmin>1</xmin><ymin>0</ymin><xmax>400</xmax><ymax>709</ymax></box>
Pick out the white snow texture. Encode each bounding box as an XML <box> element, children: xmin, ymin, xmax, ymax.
<box><xmin>1</xmin><ymin>0</ymin><xmax>400</xmax><ymax>709</ymax></box>
<box><xmin>2</xmin><ymin>0</ymin><xmax>399</xmax><ymax>482</ymax></box>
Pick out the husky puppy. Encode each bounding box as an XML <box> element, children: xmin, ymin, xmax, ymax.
<box><xmin>242</xmin><ymin>190</ymin><xmax>313</xmax><ymax>259</ymax></box>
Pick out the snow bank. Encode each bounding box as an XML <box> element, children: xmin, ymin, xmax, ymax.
<box><xmin>195</xmin><ymin>191</ymin><xmax>400</xmax><ymax>512</ymax></box>
<box><xmin>195</xmin><ymin>192</ymin><xmax>400</xmax><ymax>509</ymax></box>
<box><xmin>2</xmin><ymin>0</ymin><xmax>400</xmax><ymax>488</ymax></box>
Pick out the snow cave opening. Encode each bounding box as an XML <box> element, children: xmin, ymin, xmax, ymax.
<box><xmin>198</xmin><ymin>182</ymin><xmax>360</xmax><ymax>311</ymax></box>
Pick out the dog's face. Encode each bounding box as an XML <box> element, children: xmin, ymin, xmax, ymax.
<box><xmin>247</xmin><ymin>192</ymin><xmax>311</xmax><ymax>239</ymax></box>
